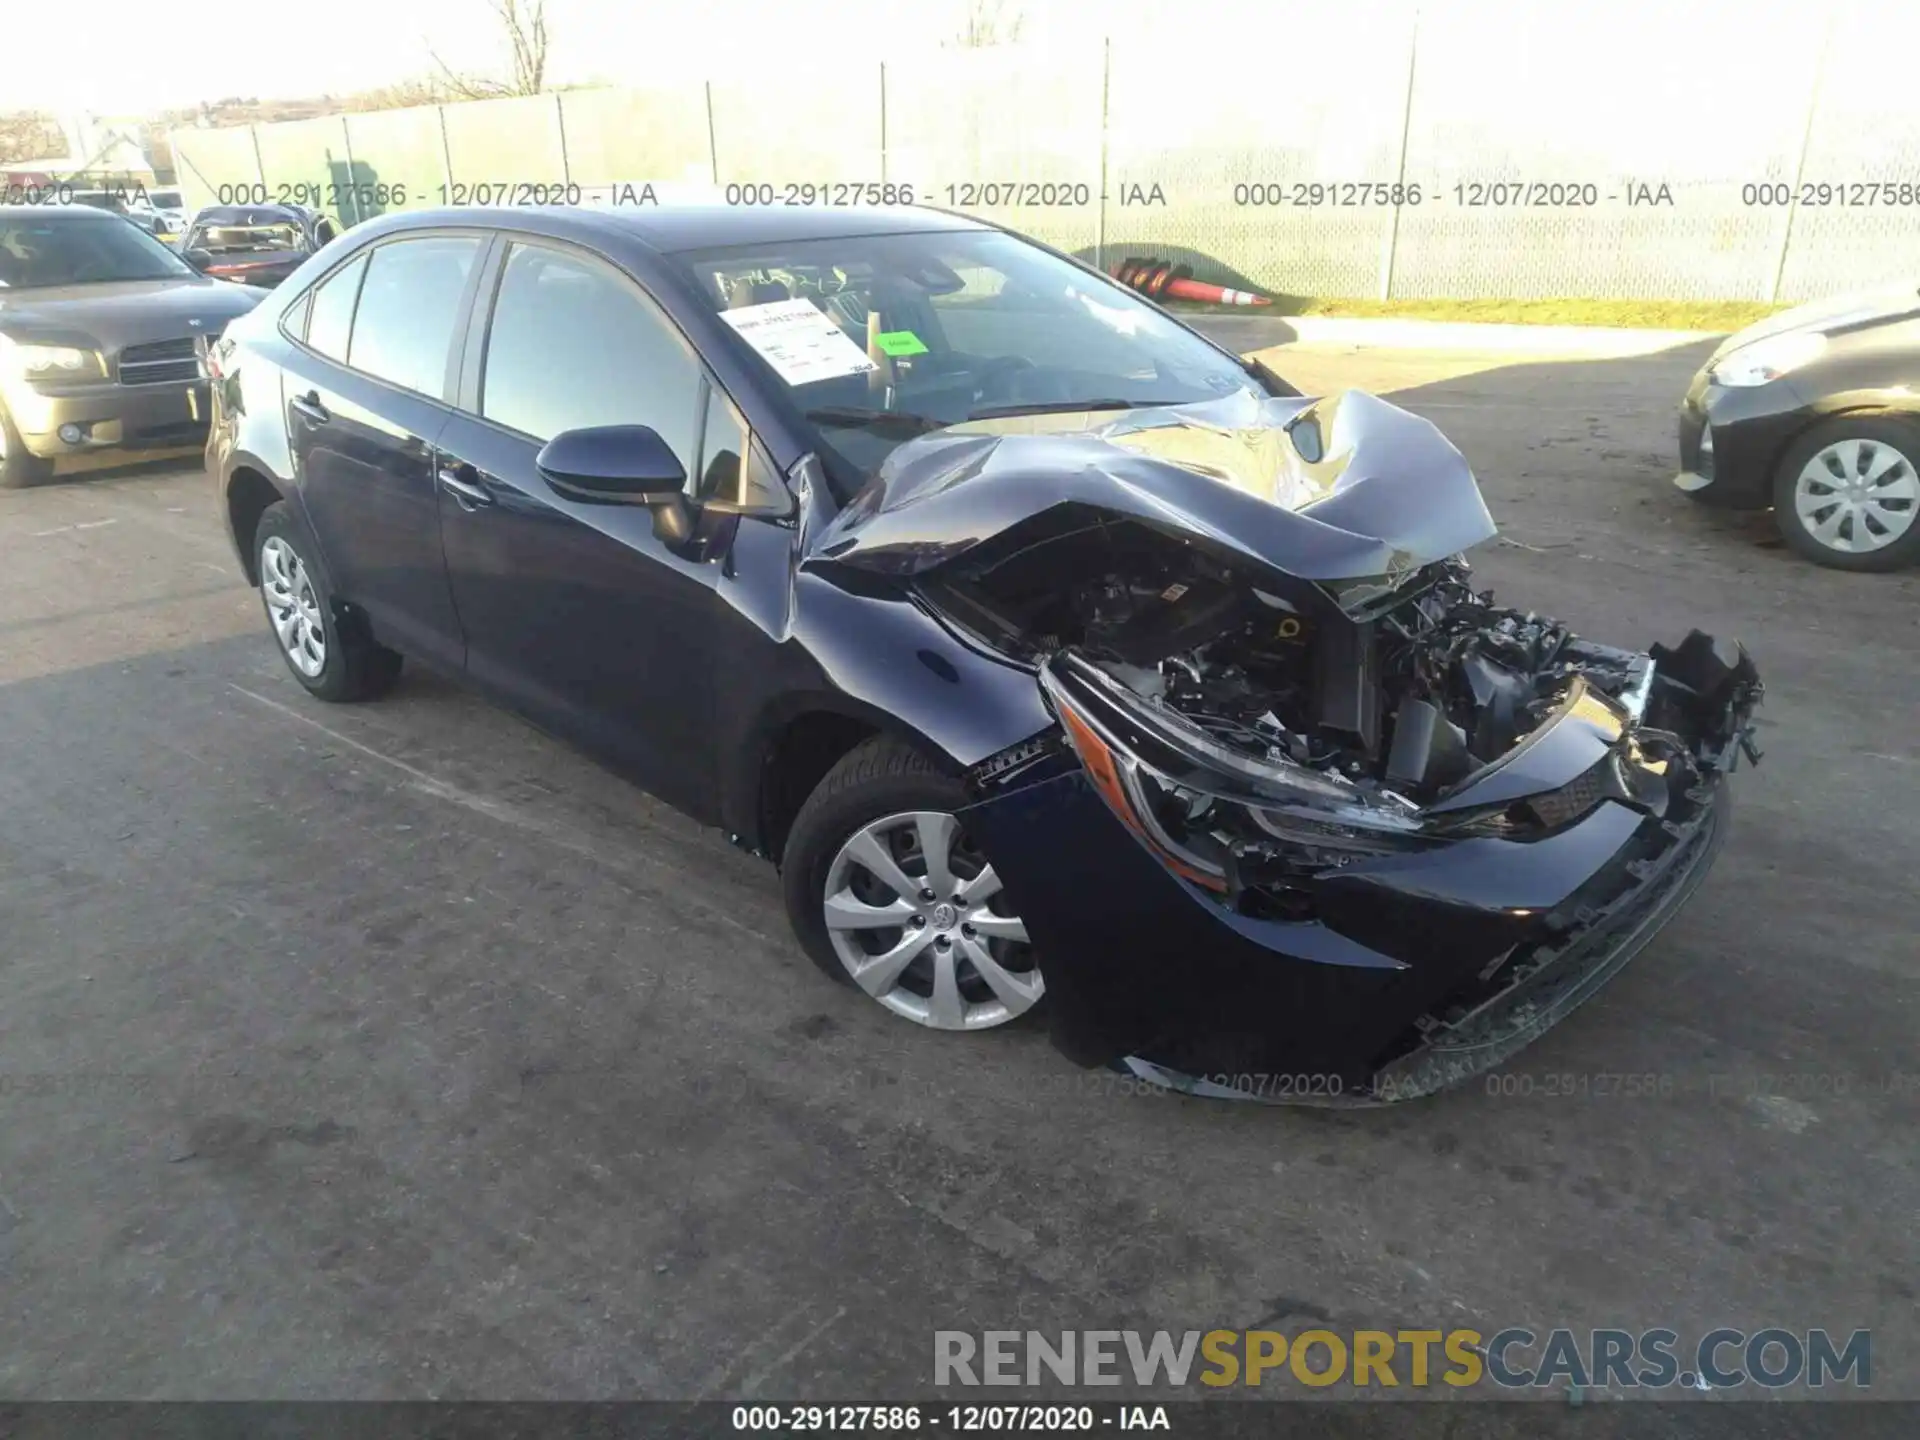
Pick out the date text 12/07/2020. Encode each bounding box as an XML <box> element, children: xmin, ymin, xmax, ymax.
<box><xmin>620</xmin><ymin>176</ymin><xmax>1910</xmax><ymax>209</ymax></box>
<box><xmin>717</xmin><ymin>183</ymin><xmax>1094</xmax><ymax>208</ymax></box>
<box><xmin>730</xmin><ymin>1406</ymin><xmax>1170</xmax><ymax>1432</ymax></box>
<box><xmin>181</xmin><ymin>175</ymin><xmax>1920</xmax><ymax>214</ymax></box>
<box><xmin>33</xmin><ymin>173</ymin><xmax>1920</xmax><ymax>214</ymax></box>
<box><xmin>210</xmin><ymin>181</ymin><xmax>580</xmax><ymax>208</ymax></box>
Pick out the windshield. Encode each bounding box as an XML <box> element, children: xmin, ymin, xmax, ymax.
<box><xmin>674</xmin><ymin>229</ymin><xmax>1267</xmax><ymax>479</ymax></box>
<box><xmin>0</xmin><ymin>214</ymin><xmax>196</xmax><ymax>288</ymax></box>
<box><xmin>189</xmin><ymin>221</ymin><xmax>304</xmax><ymax>254</ymax></box>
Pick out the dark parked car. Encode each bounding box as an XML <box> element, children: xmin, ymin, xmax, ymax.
<box><xmin>0</xmin><ymin>205</ymin><xmax>263</xmax><ymax>487</ymax></box>
<box><xmin>1677</xmin><ymin>282</ymin><xmax>1920</xmax><ymax>570</ymax></box>
<box><xmin>207</xmin><ymin>205</ymin><xmax>1762</xmax><ymax>1102</ymax></box>
<box><xmin>182</xmin><ymin>203</ymin><xmax>339</xmax><ymax>288</ymax></box>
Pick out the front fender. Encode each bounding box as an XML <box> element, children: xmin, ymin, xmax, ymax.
<box><xmin>793</xmin><ymin>567</ymin><xmax>1055</xmax><ymax>766</ymax></box>
<box><xmin>713</xmin><ymin>537</ymin><xmax>1055</xmax><ymax>853</ymax></box>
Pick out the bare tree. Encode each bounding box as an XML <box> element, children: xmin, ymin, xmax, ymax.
<box><xmin>143</xmin><ymin>127</ymin><xmax>176</xmax><ymax>182</ymax></box>
<box><xmin>947</xmin><ymin>0</ymin><xmax>1026</xmax><ymax>48</ymax></box>
<box><xmin>432</xmin><ymin>0</ymin><xmax>552</xmax><ymax>100</ymax></box>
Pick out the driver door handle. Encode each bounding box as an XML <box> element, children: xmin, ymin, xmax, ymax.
<box><xmin>437</xmin><ymin>463</ymin><xmax>492</xmax><ymax>508</ymax></box>
<box><xmin>289</xmin><ymin>391</ymin><xmax>329</xmax><ymax>424</ymax></box>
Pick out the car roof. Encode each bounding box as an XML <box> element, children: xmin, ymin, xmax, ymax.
<box><xmin>0</xmin><ymin>204</ymin><xmax>134</xmax><ymax>221</ymax></box>
<box><xmin>190</xmin><ymin>204</ymin><xmax>312</xmax><ymax>224</ymax></box>
<box><xmin>354</xmin><ymin>203</ymin><xmax>991</xmax><ymax>255</ymax></box>
<box><xmin>609</xmin><ymin>204</ymin><xmax>991</xmax><ymax>252</ymax></box>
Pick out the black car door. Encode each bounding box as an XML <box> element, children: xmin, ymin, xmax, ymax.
<box><xmin>432</xmin><ymin>237</ymin><xmax>730</xmax><ymax>821</ymax></box>
<box><xmin>284</xmin><ymin>234</ymin><xmax>485</xmax><ymax>671</ymax></box>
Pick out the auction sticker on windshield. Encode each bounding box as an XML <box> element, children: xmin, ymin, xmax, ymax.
<box><xmin>721</xmin><ymin>298</ymin><xmax>878</xmax><ymax>385</ymax></box>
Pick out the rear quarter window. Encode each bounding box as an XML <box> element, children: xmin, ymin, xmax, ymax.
<box><xmin>282</xmin><ymin>290</ymin><xmax>314</xmax><ymax>340</ymax></box>
<box><xmin>303</xmin><ymin>252</ymin><xmax>368</xmax><ymax>363</ymax></box>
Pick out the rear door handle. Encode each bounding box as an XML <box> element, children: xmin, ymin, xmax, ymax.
<box><xmin>289</xmin><ymin>391</ymin><xmax>329</xmax><ymax>424</ymax></box>
<box><xmin>437</xmin><ymin>464</ymin><xmax>493</xmax><ymax>508</ymax></box>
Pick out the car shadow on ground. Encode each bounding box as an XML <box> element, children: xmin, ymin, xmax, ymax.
<box><xmin>37</xmin><ymin>444</ymin><xmax>203</xmax><ymax>486</ymax></box>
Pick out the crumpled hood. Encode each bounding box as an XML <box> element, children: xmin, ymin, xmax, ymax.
<box><xmin>809</xmin><ymin>389</ymin><xmax>1497</xmax><ymax>586</ymax></box>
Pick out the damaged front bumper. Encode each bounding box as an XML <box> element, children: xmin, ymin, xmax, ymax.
<box><xmin>956</xmin><ymin>631</ymin><xmax>1762</xmax><ymax>1104</ymax></box>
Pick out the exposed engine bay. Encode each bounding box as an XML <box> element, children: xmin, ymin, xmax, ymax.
<box><xmin>809</xmin><ymin>383</ymin><xmax>1765</xmax><ymax>1096</ymax></box>
<box><xmin>924</xmin><ymin>511</ymin><xmax>1757</xmax><ymax>921</ymax></box>
<box><xmin>809</xmin><ymin>385</ymin><xmax>1765</xmax><ymax>1097</ymax></box>
<box><xmin>928</xmin><ymin>514</ymin><xmax>1639</xmax><ymax>792</ymax></box>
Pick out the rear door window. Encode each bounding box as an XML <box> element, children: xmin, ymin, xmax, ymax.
<box><xmin>345</xmin><ymin>235</ymin><xmax>482</xmax><ymax>399</ymax></box>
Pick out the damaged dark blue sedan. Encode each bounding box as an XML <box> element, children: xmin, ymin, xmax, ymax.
<box><xmin>205</xmin><ymin>204</ymin><xmax>1764</xmax><ymax>1103</ymax></box>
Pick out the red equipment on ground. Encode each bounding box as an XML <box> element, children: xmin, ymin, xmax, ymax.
<box><xmin>1109</xmin><ymin>257</ymin><xmax>1272</xmax><ymax>306</ymax></box>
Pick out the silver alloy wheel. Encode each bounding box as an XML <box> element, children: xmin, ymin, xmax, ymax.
<box><xmin>260</xmin><ymin>535</ymin><xmax>328</xmax><ymax>677</ymax></box>
<box><xmin>822</xmin><ymin>809</ymin><xmax>1041</xmax><ymax>1030</ymax></box>
<box><xmin>1792</xmin><ymin>436</ymin><xmax>1920</xmax><ymax>553</ymax></box>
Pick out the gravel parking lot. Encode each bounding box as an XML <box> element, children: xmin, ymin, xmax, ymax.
<box><xmin>2</xmin><ymin>331</ymin><xmax>1915</xmax><ymax>1405</ymax></box>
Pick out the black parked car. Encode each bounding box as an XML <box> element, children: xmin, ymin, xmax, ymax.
<box><xmin>182</xmin><ymin>203</ymin><xmax>339</xmax><ymax>288</ymax></box>
<box><xmin>1677</xmin><ymin>282</ymin><xmax>1920</xmax><ymax>570</ymax></box>
<box><xmin>207</xmin><ymin>205</ymin><xmax>1762</xmax><ymax>1102</ymax></box>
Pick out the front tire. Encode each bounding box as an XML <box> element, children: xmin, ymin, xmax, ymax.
<box><xmin>0</xmin><ymin>401</ymin><xmax>55</xmax><ymax>489</ymax></box>
<box><xmin>782</xmin><ymin>737</ymin><xmax>1043</xmax><ymax>1032</ymax></box>
<box><xmin>254</xmin><ymin>501</ymin><xmax>403</xmax><ymax>702</ymax></box>
<box><xmin>1772</xmin><ymin>416</ymin><xmax>1920</xmax><ymax>571</ymax></box>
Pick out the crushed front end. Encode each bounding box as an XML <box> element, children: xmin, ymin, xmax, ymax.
<box><xmin>948</xmin><ymin>553</ymin><xmax>1762</xmax><ymax>1103</ymax></box>
<box><xmin>819</xmin><ymin>389</ymin><xmax>1763</xmax><ymax>1101</ymax></box>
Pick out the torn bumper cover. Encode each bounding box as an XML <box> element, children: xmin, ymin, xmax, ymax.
<box><xmin>956</xmin><ymin>633</ymin><xmax>1762</xmax><ymax>1105</ymax></box>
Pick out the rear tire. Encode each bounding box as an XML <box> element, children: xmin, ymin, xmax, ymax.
<box><xmin>0</xmin><ymin>402</ymin><xmax>55</xmax><ymax>489</ymax></box>
<box><xmin>1771</xmin><ymin>415</ymin><xmax>1920</xmax><ymax>572</ymax></box>
<box><xmin>254</xmin><ymin>501</ymin><xmax>403</xmax><ymax>702</ymax></box>
<box><xmin>781</xmin><ymin>737</ymin><xmax>1044</xmax><ymax>1032</ymax></box>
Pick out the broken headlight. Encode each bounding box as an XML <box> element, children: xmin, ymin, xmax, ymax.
<box><xmin>1040</xmin><ymin>654</ymin><xmax>1428</xmax><ymax>894</ymax></box>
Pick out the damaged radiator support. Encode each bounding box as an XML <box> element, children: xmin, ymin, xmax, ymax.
<box><xmin>1384</xmin><ymin>697</ymin><xmax>1471</xmax><ymax>790</ymax></box>
<box><xmin>1311</xmin><ymin>618</ymin><xmax>1381</xmax><ymax>756</ymax></box>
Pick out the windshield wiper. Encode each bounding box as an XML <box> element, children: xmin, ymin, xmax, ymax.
<box><xmin>1245</xmin><ymin>355</ymin><xmax>1302</xmax><ymax>398</ymax></box>
<box><xmin>803</xmin><ymin>406</ymin><xmax>949</xmax><ymax>435</ymax></box>
<box><xmin>964</xmin><ymin>397</ymin><xmax>1193</xmax><ymax>421</ymax></box>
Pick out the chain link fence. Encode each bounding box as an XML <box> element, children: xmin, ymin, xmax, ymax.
<box><xmin>170</xmin><ymin>4</ymin><xmax>1920</xmax><ymax>304</ymax></box>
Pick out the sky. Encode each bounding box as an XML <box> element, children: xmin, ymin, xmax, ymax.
<box><xmin>13</xmin><ymin>0</ymin><xmax>981</xmax><ymax>113</ymax></box>
<box><xmin>12</xmin><ymin>0</ymin><xmax>1423</xmax><ymax>114</ymax></box>
<box><xmin>9</xmin><ymin>0</ymin><xmax>1884</xmax><ymax>118</ymax></box>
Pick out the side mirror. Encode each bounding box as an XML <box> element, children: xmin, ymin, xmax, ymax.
<box><xmin>536</xmin><ymin>424</ymin><xmax>694</xmax><ymax>544</ymax></box>
<box><xmin>182</xmin><ymin>248</ymin><xmax>213</xmax><ymax>272</ymax></box>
